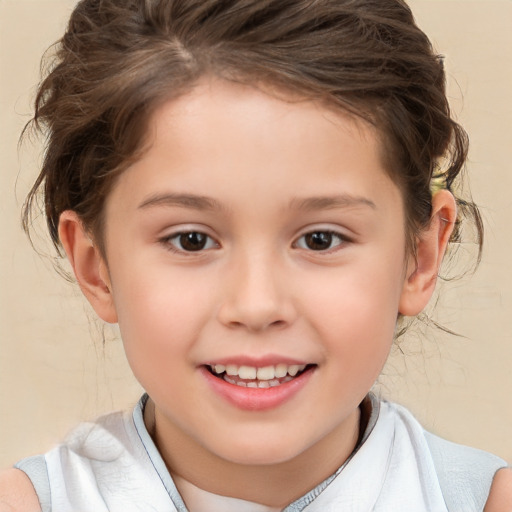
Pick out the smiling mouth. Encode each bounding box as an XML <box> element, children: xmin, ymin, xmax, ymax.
<box><xmin>206</xmin><ymin>363</ymin><xmax>315</xmax><ymax>388</ymax></box>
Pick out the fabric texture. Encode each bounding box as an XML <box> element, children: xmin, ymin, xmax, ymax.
<box><xmin>15</xmin><ymin>394</ymin><xmax>508</xmax><ymax>512</ymax></box>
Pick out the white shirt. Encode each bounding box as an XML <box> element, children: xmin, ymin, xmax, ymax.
<box><xmin>16</xmin><ymin>394</ymin><xmax>508</xmax><ymax>512</ymax></box>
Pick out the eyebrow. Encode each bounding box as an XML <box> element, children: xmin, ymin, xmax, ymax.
<box><xmin>138</xmin><ymin>193</ymin><xmax>223</xmax><ymax>211</ymax></box>
<box><xmin>290</xmin><ymin>194</ymin><xmax>377</xmax><ymax>211</ymax></box>
<box><xmin>138</xmin><ymin>192</ymin><xmax>376</xmax><ymax>213</ymax></box>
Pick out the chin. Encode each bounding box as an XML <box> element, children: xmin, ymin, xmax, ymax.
<box><xmin>211</xmin><ymin>434</ymin><xmax>311</xmax><ymax>467</ymax></box>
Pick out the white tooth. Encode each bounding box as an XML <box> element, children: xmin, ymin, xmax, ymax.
<box><xmin>288</xmin><ymin>365</ymin><xmax>301</xmax><ymax>377</ymax></box>
<box><xmin>237</xmin><ymin>381</ymin><xmax>247</xmax><ymax>387</ymax></box>
<box><xmin>224</xmin><ymin>375</ymin><xmax>236</xmax><ymax>385</ymax></box>
<box><xmin>275</xmin><ymin>364</ymin><xmax>288</xmax><ymax>378</ymax></box>
<box><xmin>257</xmin><ymin>366</ymin><xmax>275</xmax><ymax>380</ymax></box>
<box><xmin>247</xmin><ymin>381</ymin><xmax>258</xmax><ymax>388</ymax></box>
<box><xmin>226</xmin><ymin>365</ymin><xmax>238</xmax><ymax>376</ymax></box>
<box><xmin>269</xmin><ymin>379</ymin><xmax>280</xmax><ymax>387</ymax></box>
<box><xmin>238</xmin><ymin>366</ymin><xmax>257</xmax><ymax>380</ymax></box>
<box><xmin>283</xmin><ymin>375</ymin><xmax>293</xmax><ymax>383</ymax></box>
<box><xmin>258</xmin><ymin>381</ymin><xmax>270</xmax><ymax>388</ymax></box>
<box><xmin>214</xmin><ymin>364</ymin><xmax>226</xmax><ymax>374</ymax></box>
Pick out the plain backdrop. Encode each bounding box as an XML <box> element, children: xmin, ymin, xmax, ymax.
<box><xmin>1</xmin><ymin>0</ymin><xmax>511</xmax><ymax>468</ymax></box>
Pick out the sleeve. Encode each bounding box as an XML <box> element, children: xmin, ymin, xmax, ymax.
<box><xmin>14</xmin><ymin>455</ymin><xmax>51</xmax><ymax>512</ymax></box>
<box><xmin>425</xmin><ymin>431</ymin><xmax>509</xmax><ymax>512</ymax></box>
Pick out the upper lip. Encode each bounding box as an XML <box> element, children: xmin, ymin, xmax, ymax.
<box><xmin>201</xmin><ymin>355</ymin><xmax>312</xmax><ymax>368</ymax></box>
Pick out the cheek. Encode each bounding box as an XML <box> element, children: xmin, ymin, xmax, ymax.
<box><xmin>301</xmin><ymin>255</ymin><xmax>404</xmax><ymax>370</ymax></box>
<box><xmin>109</xmin><ymin>265</ymin><xmax>216</xmax><ymax>366</ymax></box>
<box><xmin>305</xmin><ymin>256</ymin><xmax>404</xmax><ymax>327</ymax></box>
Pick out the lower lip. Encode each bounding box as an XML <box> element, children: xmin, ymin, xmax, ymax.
<box><xmin>200</xmin><ymin>366</ymin><xmax>315</xmax><ymax>411</ymax></box>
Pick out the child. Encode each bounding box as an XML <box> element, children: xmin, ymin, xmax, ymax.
<box><xmin>1</xmin><ymin>0</ymin><xmax>510</xmax><ymax>510</ymax></box>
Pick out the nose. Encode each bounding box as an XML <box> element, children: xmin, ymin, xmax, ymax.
<box><xmin>217</xmin><ymin>251</ymin><xmax>296</xmax><ymax>332</ymax></box>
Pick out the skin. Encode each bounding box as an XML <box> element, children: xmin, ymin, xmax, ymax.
<box><xmin>2</xmin><ymin>79</ymin><xmax>510</xmax><ymax>510</ymax></box>
<box><xmin>484</xmin><ymin>469</ymin><xmax>512</xmax><ymax>512</ymax></box>
<box><xmin>70</xmin><ymin>78</ymin><xmax>454</xmax><ymax>505</ymax></box>
<box><xmin>0</xmin><ymin>470</ymin><xmax>40</xmax><ymax>512</ymax></box>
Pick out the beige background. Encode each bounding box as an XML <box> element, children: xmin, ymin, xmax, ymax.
<box><xmin>1</xmin><ymin>0</ymin><xmax>511</xmax><ymax>468</ymax></box>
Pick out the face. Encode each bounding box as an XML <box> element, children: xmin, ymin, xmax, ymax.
<box><xmin>100</xmin><ymin>79</ymin><xmax>410</xmax><ymax>469</ymax></box>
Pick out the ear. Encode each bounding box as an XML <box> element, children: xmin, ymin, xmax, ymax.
<box><xmin>58</xmin><ymin>210</ymin><xmax>118</xmax><ymax>323</ymax></box>
<box><xmin>399</xmin><ymin>190</ymin><xmax>457</xmax><ymax>316</ymax></box>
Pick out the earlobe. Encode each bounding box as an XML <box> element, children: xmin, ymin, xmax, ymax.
<box><xmin>399</xmin><ymin>190</ymin><xmax>457</xmax><ymax>316</ymax></box>
<box><xmin>58</xmin><ymin>211</ymin><xmax>118</xmax><ymax>323</ymax></box>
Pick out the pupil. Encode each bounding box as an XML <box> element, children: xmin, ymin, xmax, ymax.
<box><xmin>306</xmin><ymin>232</ymin><xmax>332</xmax><ymax>250</ymax></box>
<box><xmin>180</xmin><ymin>232</ymin><xmax>207</xmax><ymax>251</ymax></box>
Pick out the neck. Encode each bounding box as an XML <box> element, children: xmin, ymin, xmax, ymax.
<box><xmin>145</xmin><ymin>400</ymin><xmax>362</xmax><ymax>508</ymax></box>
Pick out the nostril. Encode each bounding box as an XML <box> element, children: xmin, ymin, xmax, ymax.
<box><xmin>224</xmin><ymin>318</ymin><xmax>287</xmax><ymax>331</ymax></box>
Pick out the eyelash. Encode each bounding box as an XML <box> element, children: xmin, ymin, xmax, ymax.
<box><xmin>293</xmin><ymin>230</ymin><xmax>350</xmax><ymax>252</ymax></box>
<box><xmin>161</xmin><ymin>231</ymin><xmax>219</xmax><ymax>254</ymax></box>
<box><xmin>160</xmin><ymin>229</ymin><xmax>350</xmax><ymax>254</ymax></box>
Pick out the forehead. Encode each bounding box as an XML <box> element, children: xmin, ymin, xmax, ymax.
<box><xmin>151</xmin><ymin>78</ymin><xmax>375</xmax><ymax>138</ymax></box>
<box><xmin>147</xmin><ymin>79</ymin><xmax>382</xmax><ymax>165</ymax></box>
<box><xmin>107</xmin><ymin>78</ymin><xmax>402</xmax><ymax>220</ymax></box>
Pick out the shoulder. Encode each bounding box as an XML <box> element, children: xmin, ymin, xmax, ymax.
<box><xmin>380</xmin><ymin>401</ymin><xmax>509</xmax><ymax>510</ymax></box>
<box><xmin>424</xmin><ymin>428</ymin><xmax>508</xmax><ymax>511</ymax></box>
<box><xmin>485</xmin><ymin>468</ymin><xmax>512</xmax><ymax>512</ymax></box>
<box><xmin>424</xmin><ymin>429</ymin><xmax>507</xmax><ymax>474</ymax></box>
<box><xmin>0</xmin><ymin>469</ymin><xmax>41</xmax><ymax>512</ymax></box>
<box><xmin>425</xmin><ymin>430</ymin><xmax>510</xmax><ymax>512</ymax></box>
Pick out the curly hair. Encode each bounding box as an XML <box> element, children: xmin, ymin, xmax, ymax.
<box><xmin>22</xmin><ymin>0</ymin><xmax>482</xmax><ymax>260</ymax></box>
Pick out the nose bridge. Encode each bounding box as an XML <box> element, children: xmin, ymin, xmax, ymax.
<box><xmin>218</xmin><ymin>245</ymin><xmax>293</xmax><ymax>331</ymax></box>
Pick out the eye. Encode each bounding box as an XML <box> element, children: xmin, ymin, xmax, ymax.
<box><xmin>294</xmin><ymin>231</ymin><xmax>346</xmax><ymax>251</ymax></box>
<box><xmin>164</xmin><ymin>231</ymin><xmax>218</xmax><ymax>252</ymax></box>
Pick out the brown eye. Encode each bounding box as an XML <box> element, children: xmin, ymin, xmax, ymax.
<box><xmin>179</xmin><ymin>232</ymin><xmax>207</xmax><ymax>251</ymax></box>
<box><xmin>166</xmin><ymin>232</ymin><xmax>217</xmax><ymax>252</ymax></box>
<box><xmin>295</xmin><ymin>231</ymin><xmax>345</xmax><ymax>251</ymax></box>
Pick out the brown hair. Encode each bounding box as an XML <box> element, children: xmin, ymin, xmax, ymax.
<box><xmin>22</xmin><ymin>0</ymin><xmax>482</xmax><ymax>261</ymax></box>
